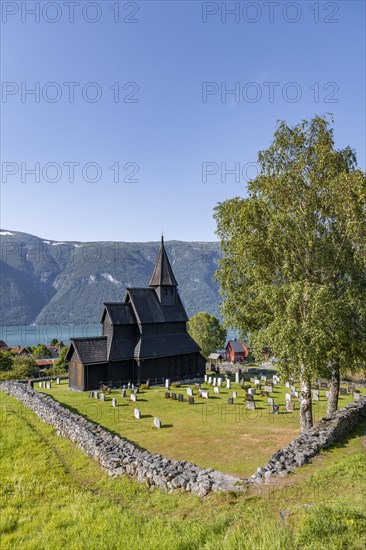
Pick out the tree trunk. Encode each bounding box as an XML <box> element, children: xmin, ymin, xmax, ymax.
<box><xmin>300</xmin><ymin>364</ymin><xmax>313</xmax><ymax>432</ymax></box>
<box><xmin>326</xmin><ymin>364</ymin><xmax>340</xmax><ymax>416</ymax></box>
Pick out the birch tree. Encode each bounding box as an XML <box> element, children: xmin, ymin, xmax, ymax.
<box><xmin>214</xmin><ymin>116</ymin><xmax>366</xmax><ymax>430</ymax></box>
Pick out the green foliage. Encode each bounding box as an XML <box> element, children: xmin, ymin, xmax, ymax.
<box><xmin>214</xmin><ymin>115</ymin><xmax>366</xmax><ymax>383</ymax></box>
<box><xmin>32</xmin><ymin>345</ymin><xmax>52</xmax><ymax>359</ymax></box>
<box><xmin>187</xmin><ymin>311</ymin><xmax>226</xmax><ymax>358</ymax></box>
<box><xmin>12</xmin><ymin>356</ymin><xmax>37</xmax><ymax>378</ymax></box>
<box><xmin>0</xmin><ymin>351</ymin><xmax>13</xmax><ymax>372</ymax></box>
<box><xmin>54</xmin><ymin>346</ymin><xmax>68</xmax><ymax>372</ymax></box>
<box><xmin>50</xmin><ymin>338</ymin><xmax>64</xmax><ymax>346</ymax></box>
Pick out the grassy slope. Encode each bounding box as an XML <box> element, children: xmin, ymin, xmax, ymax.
<box><xmin>1</xmin><ymin>391</ymin><xmax>365</xmax><ymax>549</ymax></box>
<box><xmin>35</xmin><ymin>378</ymin><xmax>363</xmax><ymax>477</ymax></box>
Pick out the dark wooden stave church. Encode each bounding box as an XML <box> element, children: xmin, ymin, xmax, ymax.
<box><xmin>66</xmin><ymin>237</ymin><xmax>206</xmax><ymax>390</ymax></box>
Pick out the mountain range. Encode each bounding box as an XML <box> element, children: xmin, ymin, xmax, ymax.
<box><xmin>0</xmin><ymin>230</ymin><xmax>222</xmax><ymax>325</ymax></box>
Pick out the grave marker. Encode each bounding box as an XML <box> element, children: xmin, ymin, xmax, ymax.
<box><xmin>312</xmin><ymin>390</ymin><xmax>319</xmax><ymax>401</ymax></box>
<box><xmin>154</xmin><ymin>417</ymin><xmax>161</xmax><ymax>429</ymax></box>
<box><xmin>247</xmin><ymin>401</ymin><xmax>256</xmax><ymax>410</ymax></box>
<box><xmin>165</xmin><ymin>379</ymin><xmax>170</xmax><ymax>390</ymax></box>
<box><xmin>235</xmin><ymin>372</ymin><xmax>240</xmax><ymax>384</ymax></box>
<box><xmin>285</xmin><ymin>393</ymin><xmax>291</xmax><ymax>403</ymax></box>
<box><xmin>286</xmin><ymin>402</ymin><xmax>295</xmax><ymax>412</ymax></box>
<box><xmin>226</xmin><ymin>379</ymin><xmax>231</xmax><ymax>389</ymax></box>
<box><xmin>232</xmin><ymin>391</ymin><xmax>237</xmax><ymax>399</ymax></box>
<box><xmin>186</xmin><ymin>388</ymin><xmax>193</xmax><ymax>397</ymax></box>
<box><xmin>131</xmin><ymin>394</ymin><xmax>137</xmax><ymax>402</ymax></box>
<box><xmin>56</xmin><ymin>378</ymin><xmax>60</xmax><ymax>385</ymax></box>
<box><xmin>134</xmin><ymin>408</ymin><xmax>141</xmax><ymax>419</ymax></box>
<box><xmin>246</xmin><ymin>394</ymin><xmax>254</xmax><ymax>402</ymax></box>
<box><xmin>264</xmin><ymin>385</ymin><xmax>272</xmax><ymax>393</ymax></box>
<box><xmin>201</xmin><ymin>390</ymin><xmax>209</xmax><ymax>399</ymax></box>
<box><xmin>340</xmin><ymin>388</ymin><xmax>347</xmax><ymax>396</ymax></box>
<box><xmin>227</xmin><ymin>397</ymin><xmax>234</xmax><ymax>405</ymax></box>
<box><xmin>112</xmin><ymin>398</ymin><xmax>116</xmax><ymax>407</ymax></box>
<box><xmin>214</xmin><ymin>386</ymin><xmax>220</xmax><ymax>394</ymax></box>
<box><xmin>268</xmin><ymin>397</ymin><xmax>274</xmax><ymax>405</ymax></box>
<box><xmin>271</xmin><ymin>404</ymin><xmax>280</xmax><ymax>414</ymax></box>
<box><xmin>217</xmin><ymin>377</ymin><xmax>222</xmax><ymax>387</ymax></box>
<box><xmin>171</xmin><ymin>393</ymin><xmax>177</xmax><ymax>400</ymax></box>
<box><xmin>121</xmin><ymin>389</ymin><xmax>126</xmax><ymax>398</ymax></box>
<box><xmin>178</xmin><ymin>394</ymin><xmax>184</xmax><ymax>402</ymax></box>
<box><xmin>100</xmin><ymin>393</ymin><xmax>105</xmax><ymax>401</ymax></box>
<box><xmin>354</xmin><ymin>391</ymin><xmax>361</xmax><ymax>402</ymax></box>
<box><xmin>188</xmin><ymin>396</ymin><xmax>195</xmax><ymax>405</ymax></box>
<box><xmin>165</xmin><ymin>392</ymin><xmax>171</xmax><ymax>399</ymax></box>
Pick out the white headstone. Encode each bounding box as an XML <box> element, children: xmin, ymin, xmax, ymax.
<box><xmin>254</xmin><ymin>379</ymin><xmax>260</xmax><ymax>386</ymax></box>
<box><xmin>261</xmin><ymin>375</ymin><xmax>267</xmax><ymax>381</ymax></box>
<box><xmin>217</xmin><ymin>377</ymin><xmax>222</xmax><ymax>387</ymax></box>
<box><xmin>134</xmin><ymin>408</ymin><xmax>141</xmax><ymax>419</ymax></box>
<box><xmin>131</xmin><ymin>394</ymin><xmax>137</xmax><ymax>402</ymax></box>
<box><xmin>285</xmin><ymin>393</ymin><xmax>292</xmax><ymax>403</ymax></box>
<box><xmin>204</xmin><ymin>374</ymin><xmax>208</xmax><ymax>382</ymax></box>
<box><xmin>290</xmin><ymin>385</ymin><xmax>296</xmax><ymax>392</ymax></box>
<box><xmin>214</xmin><ymin>386</ymin><xmax>220</xmax><ymax>394</ymax></box>
<box><xmin>187</xmin><ymin>388</ymin><xmax>193</xmax><ymax>397</ymax></box>
<box><xmin>312</xmin><ymin>390</ymin><xmax>319</xmax><ymax>401</ymax></box>
<box><xmin>268</xmin><ymin>397</ymin><xmax>274</xmax><ymax>405</ymax></box>
<box><xmin>112</xmin><ymin>398</ymin><xmax>116</xmax><ymax>407</ymax></box>
<box><xmin>235</xmin><ymin>372</ymin><xmax>240</xmax><ymax>384</ymax></box>
<box><xmin>232</xmin><ymin>391</ymin><xmax>237</xmax><ymax>399</ymax></box>
<box><xmin>285</xmin><ymin>382</ymin><xmax>290</xmax><ymax>388</ymax></box>
<box><xmin>226</xmin><ymin>379</ymin><xmax>231</xmax><ymax>389</ymax></box>
<box><xmin>248</xmin><ymin>387</ymin><xmax>256</xmax><ymax>396</ymax></box>
<box><xmin>201</xmin><ymin>390</ymin><xmax>209</xmax><ymax>399</ymax></box>
<box><xmin>154</xmin><ymin>417</ymin><xmax>161</xmax><ymax>429</ymax></box>
<box><xmin>100</xmin><ymin>393</ymin><xmax>105</xmax><ymax>401</ymax></box>
<box><xmin>38</xmin><ymin>382</ymin><xmax>42</xmax><ymax>388</ymax></box>
<box><xmin>208</xmin><ymin>376</ymin><xmax>212</xmax><ymax>385</ymax></box>
<box><xmin>56</xmin><ymin>378</ymin><xmax>60</xmax><ymax>385</ymax></box>
<box><xmin>264</xmin><ymin>385</ymin><xmax>272</xmax><ymax>393</ymax></box>
<box><xmin>165</xmin><ymin>379</ymin><xmax>170</xmax><ymax>390</ymax></box>
<box><xmin>354</xmin><ymin>392</ymin><xmax>361</xmax><ymax>402</ymax></box>
<box><xmin>213</xmin><ymin>378</ymin><xmax>217</xmax><ymax>386</ymax></box>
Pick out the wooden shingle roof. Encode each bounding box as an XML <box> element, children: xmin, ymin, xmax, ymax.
<box><xmin>101</xmin><ymin>302</ymin><xmax>136</xmax><ymax>325</ymax></box>
<box><xmin>148</xmin><ymin>237</ymin><xmax>178</xmax><ymax>287</ymax></box>
<box><xmin>126</xmin><ymin>288</ymin><xmax>188</xmax><ymax>324</ymax></box>
<box><xmin>66</xmin><ymin>337</ymin><xmax>107</xmax><ymax>364</ymax></box>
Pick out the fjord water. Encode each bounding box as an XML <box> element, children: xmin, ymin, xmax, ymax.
<box><xmin>0</xmin><ymin>324</ymin><xmax>102</xmax><ymax>347</ymax></box>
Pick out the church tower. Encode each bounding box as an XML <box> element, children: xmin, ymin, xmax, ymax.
<box><xmin>149</xmin><ymin>236</ymin><xmax>178</xmax><ymax>306</ymax></box>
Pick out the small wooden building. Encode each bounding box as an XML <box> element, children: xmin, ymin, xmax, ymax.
<box><xmin>225</xmin><ymin>340</ymin><xmax>249</xmax><ymax>363</ymax></box>
<box><xmin>66</xmin><ymin>237</ymin><xmax>206</xmax><ymax>390</ymax></box>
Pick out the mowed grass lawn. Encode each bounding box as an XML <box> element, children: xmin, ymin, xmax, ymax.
<box><xmin>34</xmin><ymin>376</ymin><xmax>363</xmax><ymax>477</ymax></box>
<box><xmin>1</xmin><ymin>390</ymin><xmax>365</xmax><ymax>549</ymax></box>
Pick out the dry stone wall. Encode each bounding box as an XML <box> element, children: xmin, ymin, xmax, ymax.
<box><xmin>0</xmin><ymin>381</ymin><xmax>243</xmax><ymax>497</ymax></box>
<box><xmin>251</xmin><ymin>395</ymin><xmax>366</xmax><ymax>482</ymax></box>
<box><xmin>1</xmin><ymin>381</ymin><xmax>365</xmax><ymax>495</ymax></box>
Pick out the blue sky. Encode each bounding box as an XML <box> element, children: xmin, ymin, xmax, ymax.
<box><xmin>1</xmin><ymin>0</ymin><xmax>365</xmax><ymax>242</ymax></box>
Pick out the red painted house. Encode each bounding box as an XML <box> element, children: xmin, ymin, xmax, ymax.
<box><xmin>225</xmin><ymin>340</ymin><xmax>249</xmax><ymax>363</ymax></box>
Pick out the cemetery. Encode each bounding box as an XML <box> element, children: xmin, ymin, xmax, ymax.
<box><xmin>10</xmin><ymin>371</ymin><xmax>365</xmax><ymax>478</ymax></box>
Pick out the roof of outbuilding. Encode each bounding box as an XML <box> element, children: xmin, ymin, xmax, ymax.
<box><xmin>226</xmin><ymin>340</ymin><xmax>246</xmax><ymax>353</ymax></box>
<box><xmin>126</xmin><ymin>288</ymin><xmax>188</xmax><ymax>324</ymax></box>
<box><xmin>66</xmin><ymin>337</ymin><xmax>107</xmax><ymax>364</ymax></box>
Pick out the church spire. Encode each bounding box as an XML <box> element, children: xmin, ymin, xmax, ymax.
<box><xmin>149</xmin><ymin>236</ymin><xmax>178</xmax><ymax>287</ymax></box>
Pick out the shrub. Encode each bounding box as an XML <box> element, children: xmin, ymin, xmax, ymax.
<box><xmin>171</xmin><ymin>382</ymin><xmax>181</xmax><ymax>388</ymax></box>
<box><xmin>140</xmin><ymin>384</ymin><xmax>149</xmax><ymax>390</ymax></box>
